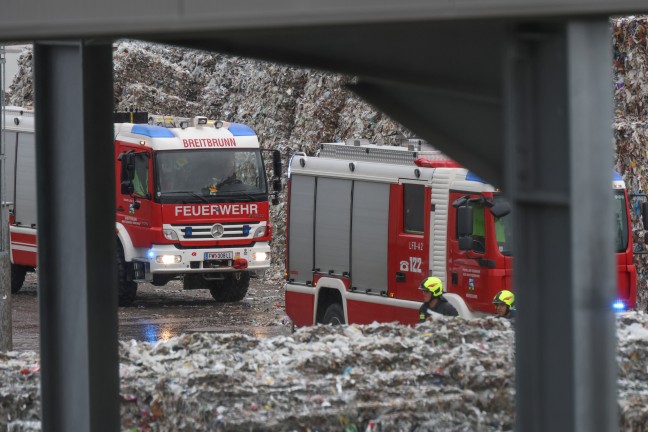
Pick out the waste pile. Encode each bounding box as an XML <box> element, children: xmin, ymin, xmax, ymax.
<box><xmin>614</xmin><ymin>16</ymin><xmax>648</xmax><ymax>310</ymax></box>
<box><xmin>1</xmin><ymin>313</ymin><xmax>648</xmax><ymax>431</ymax></box>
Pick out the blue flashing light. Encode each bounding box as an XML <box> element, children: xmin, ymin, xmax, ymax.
<box><xmin>612</xmin><ymin>300</ymin><xmax>626</xmax><ymax>311</ymax></box>
<box><xmin>466</xmin><ymin>171</ymin><xmax>488</xmax><ymax>184</ymax></box>
<box><xmin>228</xmin><ymin>123</ymin><xmax>256</xmax><ymax>136</ymax></box>
<box><xmin>131</xmin><ymin>124</ymin><xmax>175</xmax><ymax>138</ymax></box>
<box><xmin>185</xmin><ymin>227</ymin><xmax>193</xmax><ymax>237</ymax></box>
<box><xmin>242</xmin><ymin>225</ymin><xmax>250</xmax><ymax>235</ymax></box>
<box><xmin>143</xmin><ymin>324</ymin><xmax>159</xmax><ymax>344</ymax></box>
<box><xmin>613</xmin><ymin>170</ymin><xmax>623</xmax><ymax>182</ymax></box>
<box><xmin>147</xmin><ymin>250</ymin><xmax>155</xmax><ymax>260</ymax></box>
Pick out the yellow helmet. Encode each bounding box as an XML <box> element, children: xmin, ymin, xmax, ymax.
<box><xmin>419</xmin><ymin>276</ymin><xmax>443</xmax><ymax>297</ymax></box>
<box><xmin>493</xmin><ymin>290</ymin><xmax>515</xmax><ymax>308</ymax></box>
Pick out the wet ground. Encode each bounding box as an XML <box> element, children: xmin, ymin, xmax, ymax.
<box><xmin>9</xmin><ymin>272</ymin><xmax>291</xmax><ymax>351</ymax></box>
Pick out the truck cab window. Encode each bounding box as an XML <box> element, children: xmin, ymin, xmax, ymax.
<box><xmin>471</xmin><ymin>202</ymin><xmax>486</xmax><ymax>253</ymax></box>
<box><xmin>404</xmin><ymin>184</ymin><xmax>425</xmax><ymax>233</ymax></box>
<box><xmin>132</xmin><ymin>154</ymin><xmax>149</xmax><ymax>197</ymax></box>
<box><xmin>614</xmin><ymin>189</ymin><xmax>628</xmax><ymax>252</ymax></box>
<box><xmin>493</xmin><ymin>194</ymin><xmax>513</xmax><ymax>255</ymax></box>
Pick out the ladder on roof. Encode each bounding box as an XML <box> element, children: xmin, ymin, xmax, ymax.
<box><xmin>318</xmin><ymin>141</ymin><xmax>453</xmax><ymax>166</ymax></box>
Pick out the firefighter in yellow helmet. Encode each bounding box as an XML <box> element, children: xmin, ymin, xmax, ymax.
<box><xmin>493</xmin><ymin>290</ymin><xmax>516</xmax><ymax>319</ymax></box>
<box><xmin>418</xmin><ymin>276</ymin><xmax>458</xmax><ymax>322</ymax></box>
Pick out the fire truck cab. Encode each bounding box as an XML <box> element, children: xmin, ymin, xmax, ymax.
<box><xmin>3</xmin><ymin>108</ymin><xmax>282</xmax><ymax>306</ymax></box>
<box><xmin>284</xmin><ymin>139</ymin><xmax>638</xmax><ymax>326</ymax></box>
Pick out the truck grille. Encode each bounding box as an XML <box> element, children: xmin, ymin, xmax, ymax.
<box><xmin>164</xmin><ymin>222</ymin><xmax>265</xmax><ymax>241</ymax></box>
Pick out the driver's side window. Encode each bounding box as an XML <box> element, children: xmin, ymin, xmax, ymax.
<box><xmin>470</xmin><ymin>202</ymin><xmax>485</xmax><ymax>253</ymax></box>
<box><xmin>132</xmin><ymin>154</ymin><xmax>150</xmax><ymax>197</ymax></box>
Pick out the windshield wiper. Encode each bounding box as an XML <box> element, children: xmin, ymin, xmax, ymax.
<box><xmin>216</xmin><ymin>192</ymin><xmax>265</xmax><ymax>202</ymax></box>
<box><xmin>159</xmin><ymin>191</ymin><xmax>209</xmax><ymax>203</ymax></box>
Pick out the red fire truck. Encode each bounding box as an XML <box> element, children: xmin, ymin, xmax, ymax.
<box><xmin>284</xmin><ymin>140</ymin><xmax>639</xmax><ymax>325</ymax></box>
<box><xmin>3</xmin><ymin>107</ymin><xmax>281</xmax><ymax>306</ymax></box>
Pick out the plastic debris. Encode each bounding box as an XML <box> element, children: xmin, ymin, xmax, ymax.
<box><xmin>1</xmin><ymin>313</ymin><xmax>648</xmax><ymax>430</ymax></box>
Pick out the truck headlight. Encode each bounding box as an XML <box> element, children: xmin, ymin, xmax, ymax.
<box><xmin>163</xmin><ymin>229</ymin><xmax>179</xmax><ymax>241</ymax></box>
<box><xmin>253</xmin><ymin>226</ymin><xmax>267</xmax><ymax>238</ymax></box>
<box><xmin>156</xmin><ymin>255</ymin><xmax>181</xmax><ymax>264</ymax></box>
<box><xmin>253</xmin><ymin>252</ymin><xmax>268</xmax><ymax>262</ymax></box>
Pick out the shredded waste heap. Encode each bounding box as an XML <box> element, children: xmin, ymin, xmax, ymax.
<box><xmin>2</xmin><ymin>313</ymin><xmax>648</xmax><ymax>431</ymax></box>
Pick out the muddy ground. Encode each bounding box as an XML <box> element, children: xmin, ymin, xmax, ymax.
<box><xmin>10</xmin><ymin>272</ymin><xmax>290</xmax><ymax>352</ymax></box>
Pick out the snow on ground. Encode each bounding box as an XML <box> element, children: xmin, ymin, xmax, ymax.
<box><xmin>2</xmin><ymin>313</ymin><xmax>648</xmax><ymax>431</ymax></box>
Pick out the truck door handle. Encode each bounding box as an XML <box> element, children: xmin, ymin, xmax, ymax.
<box><xmin>396</xmin><ymin>272</ymin><xmax>406</xmax><ymax>282</ymax></box>
<box><xmin>117</xmin><ymin>206</ymin><xmax>125</xmax><ymax>212</ymax></box>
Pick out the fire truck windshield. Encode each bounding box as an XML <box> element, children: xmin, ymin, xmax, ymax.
<box><xmin>493</xmin><ymin>195</ymin><xmax>513</xmax><ymax>256</ymax></box>
<box><xmin>155</xmin><ymin>149</ymin><xmax>267</xmax><ymax>202</ymax></box>
<box><xmin>614</xmin><ymin>189</ymin><xmax>629</xmax><ymax>252</ymax></box>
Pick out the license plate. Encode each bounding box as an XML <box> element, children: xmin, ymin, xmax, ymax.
<box><xmin>204</xmin><ymin>251</ymin><xmax>233</xmax><ymax>260</ymax></box>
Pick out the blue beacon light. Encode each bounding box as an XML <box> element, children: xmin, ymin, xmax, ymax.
<box><xmin>147</xmin><ymin>250</ymin><xmax>155</xmax><ymax>260</ymax></box>
<box><xmin>612</xmin><ymin>300</ymin><xmax>626</xmax><ymax>311</ymax></box>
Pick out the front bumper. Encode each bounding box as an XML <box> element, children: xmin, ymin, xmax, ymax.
<box><xmin>137</xmin><ymin>242</ymin><xmax>271</xmax><ymax>275</ymax></box>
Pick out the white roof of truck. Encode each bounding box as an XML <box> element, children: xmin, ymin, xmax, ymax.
<box><xmin>114</xmin><ymin>121</ymin><xmax>260</xmax><ymax>151</ymax></box>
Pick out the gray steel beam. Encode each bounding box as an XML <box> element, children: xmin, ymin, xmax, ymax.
<box><xmin>33</xmin><ymin>41</ymin><xmax>119</xmax><ymax>432</ymax></box>
<box><xmin>568</xmin><ymin>21</ymin><xmax>617</xmax><ymax>432</ymax></box>
<box><xmin>350</xmin><ymin>78</ymin><xmax>503</xmax><ymax>187</ymax></box>
<box><xmin>1</xmin><ymin>1</ymin><xmax>648</xmax><ymax>41</ymax></box>
<box><xmin>504</xmin><ymin>21</ymin><xmax>616</xmax><ymax>431</ymax></box>
<box><xmin>173</xmin><ymin>20</ymin><xmax>507</xmax><ymax>91</ymax></box>
<box><xmin>0</xmin><ymin>45</ymin><xmax>10</xmax><ymax>352</ymax></box>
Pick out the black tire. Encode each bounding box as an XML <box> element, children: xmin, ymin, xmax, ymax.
<box><xmin>117</xmin><ymin>244</ymin><xmax>137</xmax><ymax>307</ymax></box>
<box><xmin>11</xmin><ymin>264</ymin><xmax>28</xmax><ymax>294</ymax></box>
<box><xmin>209</xmin><ymin>272</ymin><xmax>250</xmax><ymax>302</ymax></box>
<box><xmin>322</xmin><ymin>303</ymin><xmax>345</xmax><ymax>325</ymax></box>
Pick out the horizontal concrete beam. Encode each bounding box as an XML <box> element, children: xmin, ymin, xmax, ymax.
<box><xmin>1</xmin><ymin>0</ymin><xmax>647</xmax><ymax>41</ymax></box>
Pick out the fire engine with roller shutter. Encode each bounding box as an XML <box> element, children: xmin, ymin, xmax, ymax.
<box><xmin>284</xmin><ymin>139</ymin><xmax>639</xmax><ymax>325</ymax></box>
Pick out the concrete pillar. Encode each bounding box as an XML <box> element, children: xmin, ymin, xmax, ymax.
<box><xmin>0</xmin><ymin>45</ymin><xmax>11</xmax><ymax>353</ymax></box>
<box><xmin>0</xmin><ymin>205</ymin><xmax>11</xmax><ymax>352</ymax></box>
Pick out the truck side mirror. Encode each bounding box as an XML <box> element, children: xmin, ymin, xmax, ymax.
<box><xmin>642</xmin><ymin>202</ymin><xmax>648</xmax><ymax>230</ymax></box>
<box><xmin>118</xmin><ymin>151</ymin><xmax>136</xmax><ymax>196</ymax></box>
<box><xmin>457</xmin><ymin>205</ymin><xmax>473</xmax><ymax>237</ymax></box>
<box><xmin>272</xmin><ymin>150</ymin><xmax>282</xmax><ymax>177</ymax></box>
<box><xmin>452</xmin><ymin>195</ymin><xmax>469</xmax><ymax>208</ymax></box>
<box><xmin>273</xmin><ymin>179</ymin><xmax>282</xmax><ymax>192</ymax></box>
<box><xmin>490</xmin><ymin>201</ymin><xmax>511</xmax><ymax>218</ymax></box>
<box><xmin>458</xmin><ymin>236</ymin><xmax>473</xmax><ymax>251</ymax></box>
<box><xmin>121</xmin><ymin>180</ymin><xmax>134</xmax><ymax>196</ymax></box>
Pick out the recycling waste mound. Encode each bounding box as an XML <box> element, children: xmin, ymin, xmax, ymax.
<box><xmin>1</xmin><ymin>313</ymin><xmax>648</xmax><ymax>431</ymax></box>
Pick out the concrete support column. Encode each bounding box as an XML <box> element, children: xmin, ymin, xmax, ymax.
<box><xmin>0</xmin><ymin>45</ymin><xmax>11</xmax><ymax>353</ymax></box>
<box><xmin>505</xmin><ymin>20</ymin><xmax>616</xmax><ymax>432</ymax></box>
<box><xmin>0</xmin><ymin>205</ymin><xmax>11</xmax><ymax>352</ymax></box>
<box><xmin>33</xmin><ymin>40</ymin><xmax>119</xmax><ymax>432</ymax></box>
